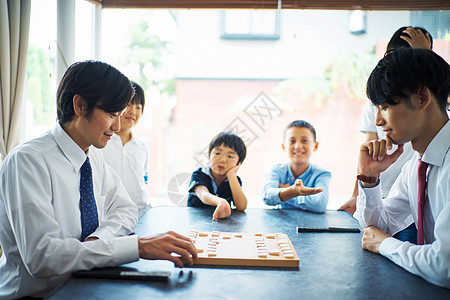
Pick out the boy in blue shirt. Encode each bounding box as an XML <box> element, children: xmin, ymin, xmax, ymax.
<box><xmin>262</xmin><ymin>120</ymin><xmax>331</xmax><ymax>212</ymax></box>
<box><xmin>188</xmin><ymin>132</ymin><xmax>247</xmax><ymax>220</ymax></box>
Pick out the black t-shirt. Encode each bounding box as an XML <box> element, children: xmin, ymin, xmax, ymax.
<box><xmin>187</xmin><ymin>167</ymin><xmax>242</xmax><ymax>208</ymax></box>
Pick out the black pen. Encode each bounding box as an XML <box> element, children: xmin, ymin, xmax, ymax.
<box><xmin>297</xmin><ymin>226</ymin><xmax>360</xmax><ymax>233</ymax></box>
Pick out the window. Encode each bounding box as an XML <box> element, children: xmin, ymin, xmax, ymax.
<box><xmin>411</xmin><ymin>10</ymin><xmax>450</xmax><ymax>39</ymax></box>
<box><xmin>220</xmin><ymin>10</ymin><xmax>280</xmax><ymax>40</ymax></box>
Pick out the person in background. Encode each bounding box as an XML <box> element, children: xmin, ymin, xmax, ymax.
<box><xmin>102</xmin><ymin>81</ymin><xmax>151</xmax><ymax>216</ymax></box>
<box><xmin>261</xmin><ymin>120</ymin><xmax>331</xmax><ymax>213</ymax></box>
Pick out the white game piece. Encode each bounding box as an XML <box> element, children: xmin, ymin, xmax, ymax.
<box><xmin>269</xmin><ymin>250</ymin><xmax>280</xmax><ymax>256</ymax></box>
<box><xmin>211</xmin><ymin>231</ymin><xmax>220</xmax><ymax>237</ymax></box>
<box><xmin>196</xmin><ymin>248</ymin><xmax>204</xmax><ymax>253</ymax></box>
<box><xmin>223</xmin><ymin>235</ymin><xmax>231</xmax><ymax>239</ymax></box>
<box><xmin>258</xmin><ymin>252</ymin><xmax>267</xmax><ymax>258</ymax></box>
<box><xmin>284</xmin><ymin>253</ymin><xmax>294</xmax><ymax>258</ymax></box>
<box><xmin>207</xmin><ymin>251</ymin><xmax>217</xmax><ymax>257</ymax></box>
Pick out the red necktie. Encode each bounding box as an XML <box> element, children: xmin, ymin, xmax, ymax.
<box><xmin>417</xmin><ymin>159</ymin><xmax>429</xmax><ymax>245</ymax></box>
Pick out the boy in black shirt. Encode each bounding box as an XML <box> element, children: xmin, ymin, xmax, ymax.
<box><xmin>188</xmin><ymin>132</ymin><xmax>247</xmax><ymax>220</ymax></box>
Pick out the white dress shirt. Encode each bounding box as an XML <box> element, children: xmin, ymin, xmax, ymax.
<box><xmin>0</xmin><ymin>123</ymin><xmax>140</xmax><ymax>299</ymax></box>
<box><xmin>357</xmin><ymin>120</ymin><xmax>450</xmax><ymax>288</ymax></box>
<box><xmin>101</xmin><ymin>133</ymin><xmax>150</xmax><ymax>216</ymax></box>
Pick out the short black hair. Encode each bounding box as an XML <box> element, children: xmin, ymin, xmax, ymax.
<box><xmin>57</xmin><ymin>60</ymin><xmax>134</xmax><ymax>124</ymax></box>
<box><xmin>208</xmin><ymin>132</ymin><xmax>247</xmax><ymax>164</ymax></box>
<box><xmin>386</xmin><ymin>26</ymin><xmax>433</xmax><ymax>53</ymax></box>
<box><xmin>284</xmin><ymin>120</ymin><xmax>317</xmax><ymax>141</ymax></box>
<box><xmin>130</xmin><ymin>81</ymin><xmax>145</xmax><ymax>113</ymax></box>
<box><xmin>367</xmin><ymin>48</ymin><xmax>450</xmax><ymax>113</ymax></box>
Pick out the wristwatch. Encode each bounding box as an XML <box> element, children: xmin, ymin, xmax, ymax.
<box><xmin>357</xmin><ymin>174</ymin><xmax>379</xmax><ymax>184</ymax></box>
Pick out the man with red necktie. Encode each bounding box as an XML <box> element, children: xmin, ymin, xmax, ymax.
<box><xmin>356</xmin><ymin>48</ymin><xmax>450</xmax><ymax>288</ymax></box>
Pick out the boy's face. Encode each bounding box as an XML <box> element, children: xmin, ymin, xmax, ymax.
<box><xmin>282</xmin><ymin>127</ymin><xmax>318</xmax><ymax>166</ymax></box>
<box><xmin>120</xmin><ymin>103</ymin><xmax>143</xmax><ymax>131</ymax></box>
<box><xmin>209</xmin><ymin>143</ymin><xmax>239</xmax><ymax>177</ymax></box>
<box><xmin>375</xmin><ymin>97</ymin><xmax>421</xmax><ymax>145</ymax></box>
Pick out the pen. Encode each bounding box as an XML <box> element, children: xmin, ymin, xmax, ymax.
<box><xmin>297</xmin><ymin>226</ymin><xmax>361</xmax><ymax>233</ymax></box>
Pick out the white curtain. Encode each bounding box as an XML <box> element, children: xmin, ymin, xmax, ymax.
<box><xmin>0</xmin><ymin>0</ymin><xmax>31</xmax><ymax>161</ymax></box>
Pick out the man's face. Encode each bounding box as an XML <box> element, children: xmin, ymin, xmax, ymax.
<box><xmin>375</xmin><ymin>97</ymin><xmax>420</xmax><ymax>144</ymax></box>
<box><xmin>78</xmin><ymin>107</ymin><xmax>125</xmax><ymax>151</ymax></box>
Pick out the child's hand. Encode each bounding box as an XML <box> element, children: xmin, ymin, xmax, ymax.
<box><xmin>401</xmin><ymin>27</ymin><xmax>432</xmax><ymax>50</ymax></box>
<box><xmin>226</xmin><ymin>163</ymin><xmax>241</xmax><ymax>178</ymax></box>
<box><xmin>212</xmin><ymin>199</ymin><xmax>231</xmax><ymax>221</ymax></box>
<box><xmin>292</xmin><ymin>179</ymin><xmax>323</xmax><ymax>196</ymax></box>
<box><xmin>338</xmin><ymin>196</ymin><xmax>357</xmax><ymax>215</ymax></box>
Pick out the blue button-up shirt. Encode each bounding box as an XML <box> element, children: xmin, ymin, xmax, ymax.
<box><xmin>261</xmin><ymin>163</ymin><xmax>331</xmax><ymax>213</ymax></box>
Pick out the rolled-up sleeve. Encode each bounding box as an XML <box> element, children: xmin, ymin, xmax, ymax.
<box><xmin>261</xmin><ymin>165</ymin><xmax>283</xmax><ymax>206</ymax></box>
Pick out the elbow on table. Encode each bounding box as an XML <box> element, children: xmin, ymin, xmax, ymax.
<box><xmin>261</xmin><ymin>190</ymin><xmax>278</xmax><ymax>206</ymax></box>
<box><xmin>235</xmin><ymin>205</ymin><xmax>247</xmax><ymax>211</ymax></box>
<box><xmin>306</xmin><ymin>200</ymin><xmax>328</xmax><ymax>213</ymax></box>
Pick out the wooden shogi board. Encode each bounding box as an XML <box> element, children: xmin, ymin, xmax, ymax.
<box><xmin>187</xmin><ymin>230</ymin><xmax>299</xmax><ymax>268</ymax></box>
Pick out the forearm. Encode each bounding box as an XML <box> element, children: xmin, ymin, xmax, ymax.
<box><xmin>278</xmin><ymin>186</ymin><xmax>299</xmax><ymax>202</ymax></box>
<box><xmin>262</xmin><ymin>187</ymin><xmax>283</xmax><ymax>206</ymax></box>
<box><xmin>195</xmin><ymin>186</ymin><xmax>225</xmax><ymax>206</ymax></box>
<box><xmin>227</xmin><ymin>174</ymin><xmax>247</xmax><ymax>211</ymax></box>
<box><xmin>356</xmin><ymin>182</ymin><xmax>394</xmax><ymax>232</ymax></box>
<box><xmin>292</xmin><ymin>191</ymin><xmax>328</xmax><ymax>213</ymax></box>
<box><xmin>380</xmin><ymin>236</ymin><xmax>450</xmax><ymax>288</ymax></box>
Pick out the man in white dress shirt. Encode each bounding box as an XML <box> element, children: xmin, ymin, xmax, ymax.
<box><xmin>356</xmin><ymin>48</ymin><xmax>450</xmax><ymax>288</ymax></box>
<box><xmin>0</xmin><ymin>61</ymin><xmax>196</xmax><ymax>299</ymax></box>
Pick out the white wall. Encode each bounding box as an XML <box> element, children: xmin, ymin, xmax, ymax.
<box><xmin>174</xmin><ymin>10</ymin><xmax>410</xmax><ymax>79</ymax></box>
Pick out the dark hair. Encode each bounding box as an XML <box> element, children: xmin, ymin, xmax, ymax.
<box><xmin>284</xmin><ymin>120</ymin><xmax>317</xmax><ymax>141</ymax></box>
<box><xmin>367</xmin><ymin>48</ymin><xmax>450</xmax><ymax>113</ymax></box>
<box><xmin>386</xmin><ymin>26</ymin><xmax>433</xmax><ymax>53</ymax></box>
<box><xmin>208</xmin><ymin>132</ymin><xmax>247</xmax><ymax>164</ymax></box>
<box><xmin>130</xmin><ymin>81</ymin><xmax>145</xmax><ymax>113</ymax></box>
<box><xmin>57</xmin><ymin>60</ymin><xmax>134</xmax><ymax>124</ymax></box>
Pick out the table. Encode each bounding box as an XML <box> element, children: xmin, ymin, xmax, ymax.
<box><xmin>48</xmin><ymin>207</ymin><xmax>450</xmax><ymax>299</ymax></box>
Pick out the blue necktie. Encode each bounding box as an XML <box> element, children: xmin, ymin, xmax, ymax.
<box><xmin>80</xmin><ymin>157</ymin><xmax>99</xmax><ymax>241</ymax></box>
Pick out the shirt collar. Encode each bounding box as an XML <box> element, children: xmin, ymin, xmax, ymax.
<box><xmin>288</xmin><ymin>163</ymin><xmax>312</xmax><ymax>180</ymax></box>
<box><xmin>422</xmin><ymin>120</ymin><xmax>450</xmax><ymax>167</ymax></box>
<box><xmin>52</xmin><ymin>122</ymin><xmax>88</xmax><ymax>171</ymax></box>
<box><xmin>202</xmin><ymin>166</ymin><xmax>214</xmax><ymax>180</ymax></box>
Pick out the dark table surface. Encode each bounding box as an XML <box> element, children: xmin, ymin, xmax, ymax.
<box><xmin>48</xmin><ymin>207</ymin><xmax>450</xmax><ymax>300</ymax></box>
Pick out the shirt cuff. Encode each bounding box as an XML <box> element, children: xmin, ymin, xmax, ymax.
<box><xmin>358</xmin><ymin>181</ymin><xmax>383</xmax><ymax>207</ymax></box>
<box><xmin>112</xmin><ymin>235</ymin><xmax>140</xmax><ymax>265</ymax></box>
<box><xmin>379</xmin><ymin>236</ymin><xmax>402</xmax><ymax>258</ymax></box>
<box><xmin>90</xmin><ymin>226</ymin><xmax>115</xmax><ymax>241</ymax></box>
